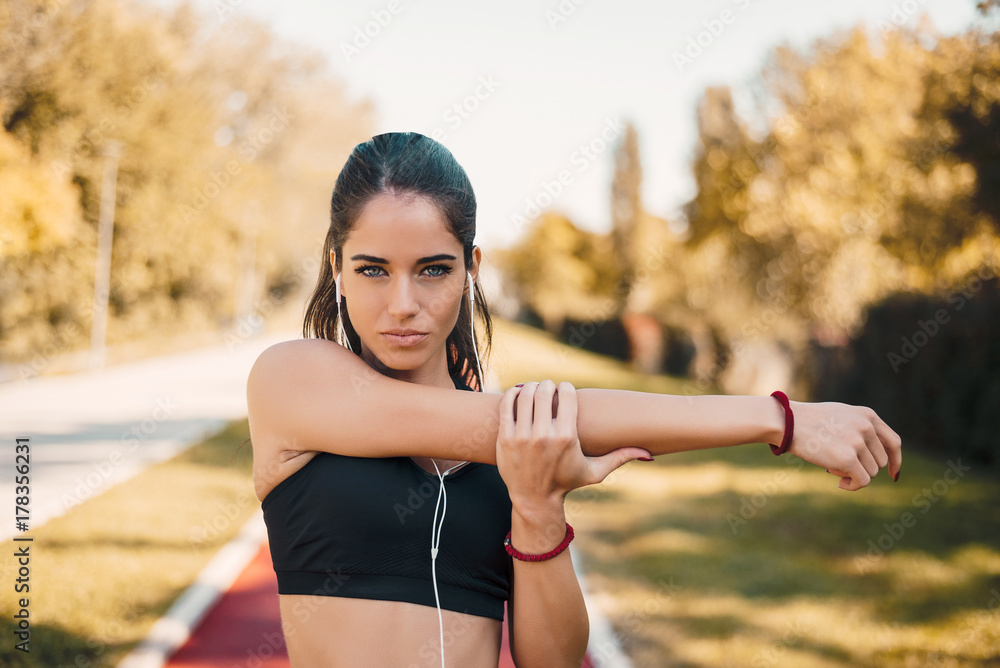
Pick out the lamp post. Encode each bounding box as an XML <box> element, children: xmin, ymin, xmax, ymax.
<box><xmin>89</xmin><ymin>140</ymin><xmax>123</xmax><ymax>370</ymax></box>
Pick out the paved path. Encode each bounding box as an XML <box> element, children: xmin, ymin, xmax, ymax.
<box><xmin>0</xmin><ymin>329</ymin><xmax>295</xmax><ymax>541</ymax></box>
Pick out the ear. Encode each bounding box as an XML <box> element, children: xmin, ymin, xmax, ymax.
<box><xmin>469</xmin><ymin>245</ymin><xmax>482</xmax><ymax>286</ymax></box>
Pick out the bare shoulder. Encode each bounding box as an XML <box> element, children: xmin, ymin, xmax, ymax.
<box><xmin>249</xmin><ymin>337</ymin><xmax>348</xmax><ymax>380</ymax></box>
<box><xmin>247</xmin><ymin>338</ymin><xmax>353</xmax><ymax>500</ymax></box>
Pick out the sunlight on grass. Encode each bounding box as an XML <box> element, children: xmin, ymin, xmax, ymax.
<box><xmin>482</xmin><ymin>321</ymin><xmax>1000</xmax><ymax>666</ymax></box>
<box><xmin>567</xmin><ymin>451</ymin><xmax>1000</xmax><ymax>667</ymax></box>
<box><xmin>489</xmin><ymin>318</ymin><xmax>689</xmax><ymax>394</ymax></box>
<box><xmin>0</xmin><ymin>420</ymin><xmax>257</xmax><ymax>668</ymax></box>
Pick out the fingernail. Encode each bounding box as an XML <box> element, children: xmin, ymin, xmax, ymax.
<box><xmin>893</xmin><ymin>467</ymin><xmax>900</xmax><ymax>482</ymax></box>
<box><xmin>637</xmin><ymin>457</ymin><xmax>654</xmax><ymax>462</ymax></box>
<box><xmin>515</xmin><ymin>383</ymin><xmax>523</xmax><ymax>388</ymax></box>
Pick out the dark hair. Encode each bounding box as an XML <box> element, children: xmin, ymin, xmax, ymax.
<box><xmin>302</xmin><ymin>132</ymin><xmax>493</xmax><ymax>391</ymax></box>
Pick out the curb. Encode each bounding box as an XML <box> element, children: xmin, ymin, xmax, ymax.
<box><xmin>571</xmin><ymin>545</ymin><xmax>635</xmax><ymax>668</ymax></box>
<box><xmin>116</xmin><ymin>510</ymin><xmax>267</xmax><ymax>668</ymax></box>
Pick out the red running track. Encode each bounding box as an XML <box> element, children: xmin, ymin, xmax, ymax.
<box><xmin>165</xmin><ymin>542</ymin><xmax>594</xmax><ymax>667</ymax></box>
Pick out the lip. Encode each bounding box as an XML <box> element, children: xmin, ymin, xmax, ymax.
<box><xmin>381</xmin><ymin>331</ymin><xmax>429</xmax><ymax>347</ymax></box>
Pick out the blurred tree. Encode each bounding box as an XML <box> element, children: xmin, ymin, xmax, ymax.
<box><xmin>685</xmin><ymin>27</ymin><xmax>1000</xmax><ymax>349</ymax></box>
<box><xmin>609</xmin><ymin>119</ymin><xmax>642</xmax><ymax>316</ymax></box>
<box><xmin>0</xmin><ymin>0</ymin><xmax>371</xmax><ymax>368</ymax></box>
<box><xmin>493</xmin><ymin>211</ymin><xmax>616</xmax><ymax>334</ymax></box>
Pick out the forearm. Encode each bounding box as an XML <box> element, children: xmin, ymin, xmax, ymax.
<box><xmin>575</xmin><ymin>390</ymin><xmax>786</xmax><ymax>457</ymax></box>
<box><xmin>508</xmin><ymin>504</ymin><xmax>589</xmax><ymax>668</ymax></box>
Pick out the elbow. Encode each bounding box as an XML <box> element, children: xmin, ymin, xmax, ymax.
<box><xmin>513</xmin><ymin>618</ymin><xmax>590</xmax><ymax>668</ymax></box>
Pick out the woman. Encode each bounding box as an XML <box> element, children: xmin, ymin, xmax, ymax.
<box><xmin>247</xmin><ymin>132</ymin><xmax>901</xmax><ymax>668</ymax></box>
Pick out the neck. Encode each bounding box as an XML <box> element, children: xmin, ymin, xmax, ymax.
<box><xmin>359</xmin><ymin>344</ymin><xmax>457</xmax><ymax>389</ymax></box>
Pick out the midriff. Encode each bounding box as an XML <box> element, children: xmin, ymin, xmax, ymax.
<box><xmin>278</xmin><ymin>594</ymin><xmax>503</xmax><ymax>667</ymax></box>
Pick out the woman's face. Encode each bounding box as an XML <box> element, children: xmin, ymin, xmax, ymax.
<box><xmin>334</xmin><ymin>192</ymin><xmax>479</xmax><ymax>379</ymax></box>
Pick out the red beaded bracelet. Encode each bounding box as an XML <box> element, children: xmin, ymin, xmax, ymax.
<box><xmin>504</xmin><ymin>523</ymin><xmax>575</xmax><ymax>562</ymax></box>
<box><xmin>769</xmin><ymin>391</ymin><xmax>794</xmax><ymax>455</ymax></box>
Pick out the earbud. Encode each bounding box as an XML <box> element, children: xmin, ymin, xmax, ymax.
<box><xmin>467</xmin><ymin>272</ymin><xmax>475</xmax><ymax>303</ymax></box>
<box><xmin>335</xmin><ymin>273</ymin><xmax>354</xmax><ymax>353</ymax></box>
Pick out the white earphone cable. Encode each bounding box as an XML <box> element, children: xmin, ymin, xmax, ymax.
<box><xmin>430</xmin><ymin>459</ymin><xmax>467</xmax><ymax>668</ymax></box>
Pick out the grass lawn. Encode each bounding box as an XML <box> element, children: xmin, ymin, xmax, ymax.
<box><xmin>1</xmin><ymin>318</ymin><xmax>996</xmax><ymax>667</ymax></box>
<box><xmin>487</xmin><ymin>320</ymin><xmax>1000</xmax><ymax>667</ymax></box>
<box><xmin>0</xmin><ymin>421</ymin><xmax>258</xmax><ymax>668</ymax></box>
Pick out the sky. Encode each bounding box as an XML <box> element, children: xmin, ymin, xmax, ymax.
<box><xmin>180</xmin><ymin>0</ymin><xmax>981</xmax><ymax>252</ymax></box>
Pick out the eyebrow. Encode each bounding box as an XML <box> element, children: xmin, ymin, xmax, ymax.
<box><xmin>350</xmin><ymin>253</ymin><xmax>457</xmax><ymax>264</ymax></box>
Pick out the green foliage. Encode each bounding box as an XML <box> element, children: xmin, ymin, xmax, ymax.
<box><xmin>0</xmin><ymin>0</ymin><xmax>372</xmax><ymax>364</ymax></box>
<box><xmin>812</xmin><ymin>277</ymin><xmax>1000</xmax><ymax>464</ymax></box>
<box><xmin>685</xmin><ymin>27</ymin><xmax>1000</xmax><ymax>343</ymax></box>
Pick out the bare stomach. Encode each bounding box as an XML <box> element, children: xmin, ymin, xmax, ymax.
<box><xmin>278</xmin><ymin>595</ymin><xmax>503</xmax><ymax>668</ymax></box>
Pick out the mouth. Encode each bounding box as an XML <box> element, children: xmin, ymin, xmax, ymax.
<box><xmin>381</xmin><ymin>331</ymin><xmax>429</xmax><ymax>347</ymax></box>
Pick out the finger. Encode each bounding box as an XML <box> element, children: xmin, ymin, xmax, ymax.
<box><xmin>856</xmin><ymin>439</ymin><xmax>881</xmax><ymax>479</ymax></box>
<box><xmin>514</xmin><ymin>381</ymin><xmax>538</xmax><ymax>440</ymax></box>
<box><xmin>532</xmin><ymin>380</ymin><xmax>556</xmax><ymax>440</ymax></box>
<box><xmin>498</xmin><ymin>386</ymin><xmax>520</xmax><ymax>439</ymax></box>
<box><xmin>858</xmin><ymin>410</ymin><xmax>889</xmax><ymax>471</ymax></box>
<box><xmin>873</xmin><ymin>413</ymin><xmax>903</xmax><ymax>480</ymax></box>
<box><xmin>839</xmin><ymin>462</ymin><xmax>871</xmax><ymax>491</ymax></box>
<box><xmin>554</xmin><ymin>381</ymin><xmax>577</xmax><ymax>440</ymax></box>
<box><xmin>586</xmin><ymin>447</ymin><xmax>653</xmax><ymax>485</ymax></box>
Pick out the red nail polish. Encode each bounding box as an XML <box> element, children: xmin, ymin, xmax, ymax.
<box><xmin>515</xmin><ymin>383</ymin><xmax>524</xmax><ymax>388</ymax></box>
<box><xmin>637</xmin><ymin>457</ymin><xmax>654</xmax><ymax>462</ymax></box>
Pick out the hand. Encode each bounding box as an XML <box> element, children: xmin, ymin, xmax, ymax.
<box><xmin>496</xmin><ymin>380</ymin><xmax>653</xmax><ymax>515</ymax></box>
<box><xmin>785</xmin><ymin>400</ymin><xmax>902</xmax><ymax>491</ymax></box>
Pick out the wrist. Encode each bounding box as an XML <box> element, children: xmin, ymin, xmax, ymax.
<box><xmin>767</xmin><ymin>391</ymin><xmax>795</xmax><ymax>455</ymax></box>
<box><xmin>762</xmin><ymin>394</ymin><xmax>787</xmax><ymax>447</ymax></box>
<box><xmin>510</xmin><ymin>502</ymin><xmax>567</xmax><ymax>554</ymax></box>
<box><xmin>510</xmin><ymin>492</ymin><xmax>564</xmax><ymax>522</ymax></box>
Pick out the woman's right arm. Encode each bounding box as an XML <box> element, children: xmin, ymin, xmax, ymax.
<box><xmin>247</xmin><ymin>338</ymin><xmax>901</xmax><ymax>488</ymax></box>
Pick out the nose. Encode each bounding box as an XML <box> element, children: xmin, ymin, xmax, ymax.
<box><xmin>387</xmin><ymin>275</ymin><xmax>420</xmax><ymax>319</ymax></box>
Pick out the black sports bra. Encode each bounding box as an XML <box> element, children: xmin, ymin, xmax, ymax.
<box><xmin>260</xmin><ymin>376</ymin><xmax>513</xmax><ymax>620</ymax></box>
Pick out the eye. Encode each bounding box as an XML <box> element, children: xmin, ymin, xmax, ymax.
<box><xmin>423</xmin><ymin>264</ymin><xmax>453</xmax><ymax>277</ymax></box>
<box><xmin>355</xmin><ymin>264</ymin><xmax>384</xmax><ymax>278</ymax></box>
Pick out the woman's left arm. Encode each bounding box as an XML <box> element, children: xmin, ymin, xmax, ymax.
<box><xmin>497</xmin><ymin>380</ymin><xmax>652</xmax><ymax>667</ymax></box>
<box><xmin>506</xmin><ymin>502</ymin><xmax>587</xmax><ymax>667</ymax></box>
